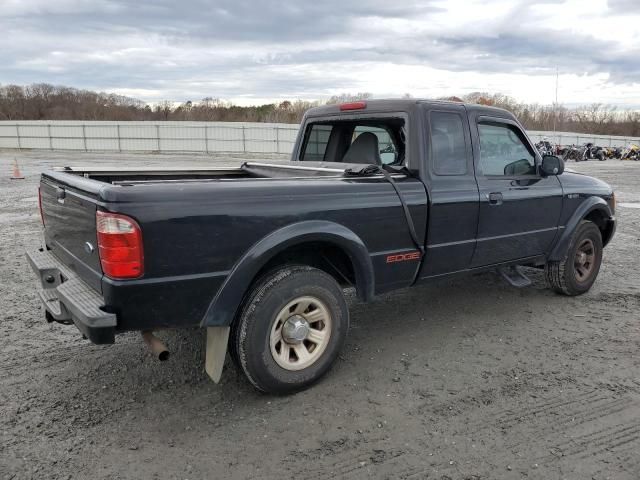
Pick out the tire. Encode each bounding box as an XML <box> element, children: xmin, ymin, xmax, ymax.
<box><xmin>597</xmin><ymin>151</ymin><xmax>605</xmax><ymax>161</ymax></box>
<box><xmin>231</xmin><ymin>265</ymin><xmax>349</xmax><ymax>394</ymax></box>
<box><xmin>545</xmin><ymin>221</ymin><xmax>603</xmax><ymax>296</ymax></box>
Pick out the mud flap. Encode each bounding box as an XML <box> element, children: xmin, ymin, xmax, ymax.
<box><xmin>205</xmin><ymin>326</ymin><xmax>230</xmax><ymax>383</ymax></box>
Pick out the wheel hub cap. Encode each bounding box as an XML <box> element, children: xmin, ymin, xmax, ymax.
<box><xmin>282</xmin><ymin>315</ymin><xmax>310</xmax><ymax>344</ymax></box>
<box><xmin>574</xmin><ymin>238</ymin><xmax>596</xmax><ymax>282</ymax></box>
<box><xmin>269</xmin><ymin>296</ymin><xmax>333</xmax><ymax>371</ymax></box>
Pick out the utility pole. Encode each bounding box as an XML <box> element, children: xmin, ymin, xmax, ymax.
<box><xmin>553</xmin><ymin>66</ymin><xmax>559</xmax><ymax>134</ymax></box>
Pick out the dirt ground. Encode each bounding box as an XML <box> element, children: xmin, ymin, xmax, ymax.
<box><xmin>1</xmin><ymin>151</ymin><xmax>639</xmax><ymax>480</ymax></box>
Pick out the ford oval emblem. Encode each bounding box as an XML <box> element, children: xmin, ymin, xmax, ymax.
<box><xmin>84</xmin><ymin>242</ymin><xmax>95</xmax><ymax>254</ymax></box>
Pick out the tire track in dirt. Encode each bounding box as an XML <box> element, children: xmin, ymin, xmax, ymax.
<box><xmin>598</xmin><ymin>380</ymin><xmax>640</xmax><ymax>395</ymax></box>
<box><xmin>505</xmin><ymin>395</ymin><xmax>638</xmax><ymax>453</ymax></box>
<box><xmin>540</xmin><ymin>420</ymin><xmax>640</xmax><ymax>464</ymax></box>
<box><xmin>0</xmin><ymin>342</ymin><xmax>123</xmax><ymax>381</ymax></box>
<box><xmin>415</xmin><ymin>378</ymin><xmax>639</xmax><ymax>468</ymax></box>
<box><xmin>420</xmin><ymin>389</ymin><xmax>602</xmax><ymax>430</ymax></box>
<box><xmin>289</xmin><ymin>442</ymin><xmax>406</xmax><ymax>479</ymax></box>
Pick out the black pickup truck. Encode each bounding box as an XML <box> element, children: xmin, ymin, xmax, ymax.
<box><xmin>27</xmin><ymin>99</ymin><xmax>616</xmax><ymax>393</ymax></box>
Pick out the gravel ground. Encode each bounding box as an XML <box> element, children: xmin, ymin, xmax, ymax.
<box><xmin>1</xmin><ymin>151</ymin><xmax>639</xmax><ymax>480</ymax></box>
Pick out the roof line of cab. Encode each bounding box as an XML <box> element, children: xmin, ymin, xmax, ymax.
<box><xmin>305</xmin><ymin>98</ymin><xmax>514</xmax><ymax>119</ymax></box>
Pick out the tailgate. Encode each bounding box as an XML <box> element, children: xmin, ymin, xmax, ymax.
<box><xmin>40</xmin><ymin>176</ymin><xmax>103</xmax><ymax>291</ymax></box>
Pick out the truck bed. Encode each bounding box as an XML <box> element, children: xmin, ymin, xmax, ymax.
<box><xmin>37</xmin><ymin>159</ymin><xmax>417</xmax><ymax>330</ymax></box>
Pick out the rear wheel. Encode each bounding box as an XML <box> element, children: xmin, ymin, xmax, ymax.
<box><xmin>545</xmin><ymin>221</ymin><xmax>603</xmax><ymax>296</ymax></box>
<box><xmin>231</xmin><ymin>265</ymin><xmax>349</xmax><ymax>394</ymax></box>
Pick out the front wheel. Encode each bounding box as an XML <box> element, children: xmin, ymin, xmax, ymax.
<box><xmin>545</xmin><ymin>221</ymin><xmax>603</xmax><ymax>296</ymax></box>
<box><xmin>232</xmin><ymin>265</ymin><xmax>349</xmax><ymax>394</ymax></box>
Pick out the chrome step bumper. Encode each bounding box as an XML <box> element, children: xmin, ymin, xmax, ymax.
<box><xmin>26</xmin><ymin>248</ymin><xmax>116</xmax><ymax>344</ymax></box>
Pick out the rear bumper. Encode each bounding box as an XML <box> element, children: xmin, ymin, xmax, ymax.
<box><xmin>26</xmin><ymin>248</ymin><xmax>116</xmax><ymax>344</ymax></box>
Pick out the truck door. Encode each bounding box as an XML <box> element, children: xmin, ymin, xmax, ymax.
<box><xmin>420</xmin><ymin>105</ymin><xmax>479</xmax><ymax>277</ymax></box>
<box><xmin>470</xmin><ymin>116</ymin><xmax>563</xmax><ymax>267</ymax></box>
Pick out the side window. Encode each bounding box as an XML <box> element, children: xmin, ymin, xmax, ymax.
<box><xmin>353</xmin><ymin>126</ymin><xmax>397</xmax><ymax>164</ymax></box>
<box><xmin>430</xmin><ymin>112</ymin><xmax>467</xmax><ymax>175</ymax></box>
<box><xmin>301</xmin><ymin>124</ymin><xmax>333</xmax><ymax>162</ymax></box>
<box><xmin>478</xmin><ymin>123</ymin><xmax>536</xmax><ymax>176</ymax></box>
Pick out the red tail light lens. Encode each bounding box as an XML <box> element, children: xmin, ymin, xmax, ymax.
<box><xmin>96</xmin><ymin>211</ymin><xmax>144</xmax><ymax>279</ymax></box>
<box><xmin>38</xmin><ymin>186</ymin><xmax>45</xmax><ymax>226</ymax></box>
<box><xmin>339</xmin><ymin>101</ymin><xmax>367</xmax><ymax>111</ymax></box>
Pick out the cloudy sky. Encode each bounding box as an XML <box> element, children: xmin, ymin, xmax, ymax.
<box><xmin>1</xmin><ymin>0</ymin><xmax>639</xmax><ymax>107</ymax></box>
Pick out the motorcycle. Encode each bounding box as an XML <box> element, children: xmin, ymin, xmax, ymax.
<box><xmin>564</xmin><ymin>143</ymin><xmax>606</xmax><ymax>162</ymax></box>
<box><xmin>535</xmin><ymin>140</ymin><xmax>555</xmax><ymax>157</ymax></box>
<box><xmin>620</xmin><ymin>144</ymin><xmax>640</xmax><ymax>161</ymax></box>
<box><xmin>585</xmin><ymin>143</ymin><xmax>606</xmax><ymax>161</ymax></box>
<box><xmin>561</xmin><ymin>144</ymin><xmax>582</xmax><ymax>161</ymax></box>
<box><xmin>601</xmin><ymin>147</ymin><xmax>619</xmax><ymax>160</ymax></box>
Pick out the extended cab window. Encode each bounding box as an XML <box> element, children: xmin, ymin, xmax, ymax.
<box><xmin>430</xmin><ymin>112</ymin><xmax>467</xmax><ymax>175</ymax></box>
<box><xmin>478</xmin><ymin>123</ymin><xmax>536</xmax><ymax>176</ymax></box>
<box><xmin>301</xmin><ymin>124</ymin><xmax>333</xmax><ymax>162</ymax></box>
<box><xmin>300</xmin><ymin>118</ymin><xmax>405</xmax><ymax>165</ymax></box>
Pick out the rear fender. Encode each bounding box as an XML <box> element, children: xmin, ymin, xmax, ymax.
<box><xmin>201</xmin><ymin>220</ymin><xmax>374</xmax><ymax>327</ymax></box>
<box><xmin>549</xmin><ymin>196</ymin><xmax>613</xmax><ymax>262</ymax></box>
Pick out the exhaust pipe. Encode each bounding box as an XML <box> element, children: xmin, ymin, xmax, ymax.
<box><xmin>142</xmin><ymin>331</ymin><xmax>170</xmax><ymax>361</ymax></box>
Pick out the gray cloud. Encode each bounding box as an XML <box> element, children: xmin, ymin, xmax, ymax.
<box><xmin>431</xmin><ymin>30</ymin><xmax>637</xmax><ymax>80</ymax></box>
<box><xmin>3</xmin><ymin>0</ymin><xmax>442</xmax><ymax>41</ymax></box>
<box><xmin>0</xmin><ymin>0</ymin><xmax>638</xmax><ymax>104</ymax></box>
<box><xmin>608</xmin><ymin>0</ymin><xmax>640</xmax><ymax>13</ymax></box>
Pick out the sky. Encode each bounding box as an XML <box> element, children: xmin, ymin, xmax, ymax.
<box><xmin>1</xmin><ymin>0</ymin><xmax>639</xmax><ymax>107</ymax></box>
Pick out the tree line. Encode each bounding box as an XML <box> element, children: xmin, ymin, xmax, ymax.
<box><xmin>1</xmin><ymin>84</ymin><xmax>639</xmax><ymax>137</ymax></box>
<box><xmin>460</xmin><ymin>92</ymin><xmax>640</xmax><ymax>138</ymax></box>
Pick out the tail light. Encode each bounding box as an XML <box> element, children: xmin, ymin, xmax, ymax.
<box><xmin>37</xmin><ymin>186</ymin><xmax>45</xmax><ymax>226</ymax></box>
<box><xmin>96</xmin><ymin>211</ymin><xmax>144</xmax><ymax>279</ymax></box>
<box><xmin>339</xmin><ymin>101</ymin><xmax>367</xmax><ymax>111</ymax></box>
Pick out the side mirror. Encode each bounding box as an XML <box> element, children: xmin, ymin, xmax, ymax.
<box><xmin>540</xmin><ymin>155</ymin><xmax>564</xmax><ymax>176</ymax></box>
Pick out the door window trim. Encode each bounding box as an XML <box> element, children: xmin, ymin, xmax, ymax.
<box><xmin>474</xmin><ymin>115</ymin><xmax>541</xmax><ymax>180</ymax></box>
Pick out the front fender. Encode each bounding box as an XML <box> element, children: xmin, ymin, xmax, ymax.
<box><xmin>549</xmin><ymin>196</ymin><xmax>613</xmax><ymax>261</ymax></box>
<box><xmin>200</xmin><ymin>220</ymin><xmax>374</xmax><ymax>327</ymax></box>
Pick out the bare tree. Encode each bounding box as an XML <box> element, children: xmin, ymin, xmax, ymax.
<box><xmin>0</xmin><ymin>83</ymin><xmax>639</xmax><ymax>136</ymax></box>
<box><xmin>155</xmin><ymin>100</ymin><xmax>173</xmax><ymax>120</ymax></box>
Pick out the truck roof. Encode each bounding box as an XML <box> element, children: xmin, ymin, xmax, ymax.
<box><xmin>305</xmin><ymin>98</ymin><xmax>515</xmax><ymax>119</ymax></box>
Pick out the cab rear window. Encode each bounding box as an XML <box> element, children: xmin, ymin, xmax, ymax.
<box><xmin>300</xmin><ymin>118</ymin><xmax>406</xmax><ymax>166</ymax></box>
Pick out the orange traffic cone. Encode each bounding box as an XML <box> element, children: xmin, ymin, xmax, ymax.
<box><xmin>10</xmin><ymin>158</ymin><xmax>24</xmax><ymax>180</ymax></box>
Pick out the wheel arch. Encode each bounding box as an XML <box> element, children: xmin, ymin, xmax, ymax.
<box><xmin>549</xmin><ymin>196</ymin><xmax>614</xmax><ymax>262</ymax></box>
<box><xmin>200</xmin><ymin>220</ymin><xmax>374</xmax><ymax>327</ymax></box>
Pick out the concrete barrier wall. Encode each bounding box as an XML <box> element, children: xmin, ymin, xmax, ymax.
<box><xmin>0</xmin><ymin>121</ymin><xmax>300</xmax><ymax>154</ymax></box>
<box><xmin>0</xmin><ymin>120</ymin><xmax>638</xmax><ymax>154</ymax></box>
<box><xmin>527</xmin><ymin>130</ymin><xmax>640</xmax><ymax>148</ymax></box>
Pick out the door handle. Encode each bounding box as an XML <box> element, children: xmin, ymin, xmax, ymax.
<box><xmin>487</xmin><ymin>192</ymin><xmax>503</xmax><ymax>205</ymax></box>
